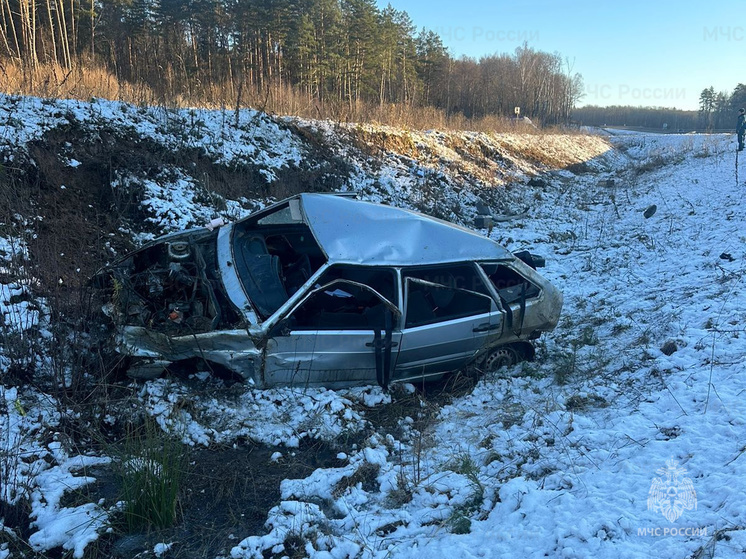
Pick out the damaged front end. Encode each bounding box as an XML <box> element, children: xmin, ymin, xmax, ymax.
<box><xmin>97</xmin><ymin>228</ymin><xmax>260</xmax><ymax>380</ymax></box>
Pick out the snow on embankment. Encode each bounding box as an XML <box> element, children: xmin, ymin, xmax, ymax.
<box><xmin>0</xmin><ymin>93</ymin><xmax>613</xmax><ymax>283</ymax></box>
<box><xmin>299</xmin><ymin>121</ymin><xmax>615</xmax><ymax>221</ymax></box>
<box><xmin>0</xmin><ymin>94</ymin><xmax>612</xmax><ymax>244</ymax></box>
<box><xmin>336</xmin><ymin>123</ymin><xmax>613</xmax><ymax>181</ymax></box>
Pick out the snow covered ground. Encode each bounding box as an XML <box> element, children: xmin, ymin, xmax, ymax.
<box><xmin>227</xmin><ymin>133</ymin><xmax>746</xmax><ymax>559</ymax></box>
<box><xmin>1</xmin><ymin>94</ymin><xmax>745</xmax><ymax>558</ymax></box>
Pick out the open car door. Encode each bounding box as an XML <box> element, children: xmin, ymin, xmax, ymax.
<box><xmin>263</xmin><ymin>280</ymin><xmax>401</xmax><ymax>388</ymax></box>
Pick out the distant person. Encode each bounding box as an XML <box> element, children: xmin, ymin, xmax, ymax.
<box><xmin>738</xmin><ymin>108</ymin><xmax>745</xmax><ymax>151</ymax></box>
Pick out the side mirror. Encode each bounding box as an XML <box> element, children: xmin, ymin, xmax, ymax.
<box><xmin>513</xmin><ymin>250</ymin><xmax>545</xmax><ymax>269</ymax></box>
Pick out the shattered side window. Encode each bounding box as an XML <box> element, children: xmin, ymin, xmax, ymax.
<box><xmin>480</xmin><ymin>263</ymin><xmax>540</xmax><ymax>304</ymax></box>
<box><xmin>288</xmin><ymin>280</ymin><xmax>396</xmax><ymax>330</ymax></box>
<box><xmin>404</xmin><ymin>279</ymin><xmax>491</xmax><ymax>328</ymax></box>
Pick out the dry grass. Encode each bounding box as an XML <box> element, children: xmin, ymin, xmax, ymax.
<box><xmin>0</xmin><ymin>61</ymin><xmax>160</xmax><ymax>105</ymax></box>
<box><xmin>0</xmin><ymin>60</ymin><xmax>568</xmax><ymax>134</ymax></box>
<box><xmin>490</xmin><ymin>133</ymin><xmax>613</xmax><ymax>169</ymax></box>
<box><xmin>343</xmin><ymin>121</ymin><xmax>612</xmax><ymax>188</ymax></box>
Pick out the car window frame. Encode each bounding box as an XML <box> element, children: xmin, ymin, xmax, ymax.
<box><xmin>280</xmin><ymin>278</ymin><xmax>401</xmax><ymax>331</ymax></box>
<box><xmin>402</xmin><ymin>276</ymin><xmax>496</xmax><ymax>329</ymax></box>
<box><xmin>479</xmin><ymin>261</ymin><xmax>542</xmax><ymax>306</ymax></box>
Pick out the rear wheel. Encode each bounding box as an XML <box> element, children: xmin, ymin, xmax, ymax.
<box><xmin>484</xmin><ymin>346</ymin><xmax>518</xmax><ymax>372</ymax></box>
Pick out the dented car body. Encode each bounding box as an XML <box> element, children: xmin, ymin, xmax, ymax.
<box><xmin>99</xmin><ymin>193</ymin><xmax>562</xmax><ymax>388</ymax></box>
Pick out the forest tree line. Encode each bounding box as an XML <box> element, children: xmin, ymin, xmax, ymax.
<box><xmin>574</xmin><ymin>84</ymin><xmax>746</xmax><ymax>131</ymax></box>
<box><xmin>0</xmin><ymin>0</ymin><xmax>583</xmax><ymax>123</ymax></box>
<box><xmin>572</xmin><ymin>105</ymin><xmax>698</xmax><ymax>131</ymax></box>
<box><xmin>697</xmin><ymin>84</ymin><xmax>746</xmax><ymax>130</ymax></box>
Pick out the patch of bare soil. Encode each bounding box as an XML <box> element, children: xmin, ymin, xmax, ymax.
<box><xmin>87</xmin><ymin>440</ymin><xmax>346</xmax><ymax>559</ymax></box>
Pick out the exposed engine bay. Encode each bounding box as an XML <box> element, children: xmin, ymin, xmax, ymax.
<box><xmin>102</xmin><ymin>230</ymin><xmax>242</xmax><ymax>334</ymax></box>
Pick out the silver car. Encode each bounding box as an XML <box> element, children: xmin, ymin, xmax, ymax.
<box><xmin>99</xmin><ymin>193</ymin><xmax>562</xmax><ymax>388</ymax></box>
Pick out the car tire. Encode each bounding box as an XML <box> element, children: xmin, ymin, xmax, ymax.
<box><xmin>484</xmin><ymin>346</ymin><xmax>518</xmax><ymax>372</ymax></box>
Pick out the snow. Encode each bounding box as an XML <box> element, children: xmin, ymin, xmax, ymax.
<box><xmin>0</xmin><ymin>96</ymin><xmax>302</xmax><ymax>176</ymax></box>
<box><xmin>230</xmin><ymin>131</ymin><xmax>746</xmax><ymax>559</ymax></box>
<box><xmin>1</xmin><ymin>388</ymin><xmax>110</xmax><ymax>558</ymax></box>
<box><xmin>138</xmin><ymin>378</ymin><xmax>372</xmax><ymax>447</ymax></box>
<box><xmin>154</xmin><ymin>541</ymin><xmax>174</xmax><ymax>556</ymax></box>
<box><xmin>2</xmin><ymin>91</ymin><xmax>746</xmax><ymax>558</ymax></box>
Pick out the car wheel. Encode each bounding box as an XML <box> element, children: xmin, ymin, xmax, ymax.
<box><xmin>484</xmin><ymin>346</ymin><xmax>517</xmax><ymax>372</ymax></box>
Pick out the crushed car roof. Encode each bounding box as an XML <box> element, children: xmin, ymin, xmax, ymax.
<box><xmin>294</xmin><ymin>193</ymin><xmax>512</xmax><ymax>265</ymax></box>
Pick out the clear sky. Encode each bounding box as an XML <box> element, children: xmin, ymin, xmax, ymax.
<box><xmin>378</xmin><ymin>0</ymin><xmax>746</xmax><ymax>111</ymax></box>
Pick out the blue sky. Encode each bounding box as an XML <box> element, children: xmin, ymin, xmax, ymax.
<box><xmin>379</xmin><ymin>0</ymin><xmax>745</xmax><ymax>111</ymax></box>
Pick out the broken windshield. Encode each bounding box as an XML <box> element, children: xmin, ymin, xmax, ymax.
<box><xmin>231</xmin><ymin>219</ymin><xmax>326</xmax><ymax>319</ymax></box>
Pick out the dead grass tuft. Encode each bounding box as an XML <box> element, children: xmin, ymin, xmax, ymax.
<box><xmin>333</xmin><ymin>461</ymin><xmax>381</xmax><ymax>497</ymax></box>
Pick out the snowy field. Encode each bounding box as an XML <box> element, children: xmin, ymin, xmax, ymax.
<box><xmin>1</xmin><ymin>95</ymin><xmax>745</xmax><ymax>558</ymax></box>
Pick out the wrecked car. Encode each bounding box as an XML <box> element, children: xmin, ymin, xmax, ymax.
<box><xmin>97</xmin><ymin>193</ymin><xmax>562</xmax><ymax>388</ymax></box>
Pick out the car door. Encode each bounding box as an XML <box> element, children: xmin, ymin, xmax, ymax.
<box><xmin>393</xmin><ymin>276</ymin><xmax>504</xmax><ymax>380</ymax></box>
<box><xmin>263</xmin><ymin>279</ymin><xmax>401</xmax><ymax>388</ymax></box>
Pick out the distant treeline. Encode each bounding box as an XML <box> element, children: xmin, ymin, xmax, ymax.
<box><xmin>0</xmin><ymin>0</ymin><xmax>583</xmax><ymax>124</ymax></box>
<box><xmin>572</xmin><ymin>106</ymin><xmax>698</xmax><ymax>131</ymax></box>
<box><xmin>697</xmin><ymin>84</ymin><xmax>746</xmax><ymax>130</ymax></box>
<box><xmin>574</xmin><ymin>84</ymin><xmax>746</xmax><ymax>131</ymax></box>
